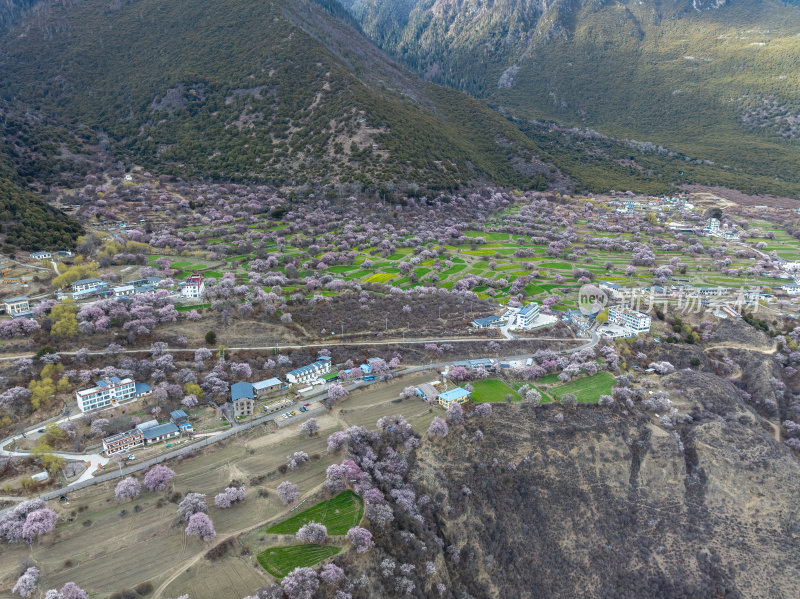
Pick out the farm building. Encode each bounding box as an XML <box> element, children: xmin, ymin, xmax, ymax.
<box><xmin>438</xmin><ymin>387</ymin><xmax>472</xmax><ymax>407</ymax></box>
<box><xmin>417</xmin><ymin>382</ymin><xmax>440</xmax><ymax>402</ymax></box>
<box><xmin>253</xmin><ymin>377</ymin><xmax>283</xmax><ymax>397</ymax></box>
<box><xmin>170</xmin><ymin>409</ymin><xmax>193</xmax><ymax>432</ymax></box>
<box><xmin>29</xmin><ymin>251</ymin><xmax>52</xmax><ymax>260</ymax></box>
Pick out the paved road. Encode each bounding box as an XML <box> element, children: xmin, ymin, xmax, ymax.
<box><xmin>0</xmin><ymin>253</ymin><xmax>51</xmax><ymax>272</ymax></box>
<box><xmin>0</xmin><ymin>335</ymin><xmax>587</xmax><ymax>361</ymax></box>
<box><xmin>0</xmin><ymin>332</ymin><xmax>598</xmax><ymax>503</ymax></box>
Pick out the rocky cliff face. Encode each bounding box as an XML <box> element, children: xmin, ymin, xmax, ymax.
<box><xmin>335</xmin><ymin>337</ymin><xmax>800</xmax><ymax>598</ymax></box>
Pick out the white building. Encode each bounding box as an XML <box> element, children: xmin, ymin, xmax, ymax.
<box><xmin>113</xmin><ymin>284</ymin><xmax>136</xmax><ymax>297</ymax></box>
<box><xmin>514</xmin><ymin>302</ymin><xmax>540</xmax><ymax>328</ymax></box>
<box><xmin>705</xmin><ymin>218</ymin><xmax>720</xmax><ymax>233</ymax></box>
<box><xmin>29</xmin><ymin>251</ymin><xmax>52</xmax><ymax>261</ymax></box>
<box><xmin>180</xmin><ymin>274</ymin><xmax>205</xmax><ymax>299</ymax></box>
<box><xmin>286</xmin><ymin>357</ymin><xmax>332</xmax><ymax>385</ymax></box>
<box><xmin>781</xmin><ymin>284</ymin><xmax>800</xmax><ymax>295</ymax></box>
<box><xmin>75</xmin><ymin>377</ymin><xmax>137</xmax><ymax>412</ymax></box>
<box><xmin>608</xmin><ymin>305</ymin><xmax>651</xmax><ymax>332</ymax></box>
<box><xmin>71</xmin><ymin>278</ymin><xmax>104</xmax><ymax>293</ymax></box>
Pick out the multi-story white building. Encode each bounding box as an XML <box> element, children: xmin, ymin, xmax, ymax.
<box><xmin>180</xmin><ymin>274</ymin><xmax>205</xmax><ymax>299</ymax></box>
<box><xmin>75</xmin><ymin>377</ymin><xmax>137</xmax><ymax>412</ymax></box>
<box><xmin>514</xmin><ymin>302</ymin><xmax>540</xmax><ymax>328</ymax></box>
<box><xmin>781</xmin><ymin>284</ymin><xmax>800</xmax><ymax>295</ymax></box>
<box><xmin>705</xmin><ymin>218</ymin><xmax>720</xmax><ymax>233</ymax></box>
<box><xmin>286</xmin><ymin>357</ymin><xmax>332</xmax><ymax>385</ymax></box>
<box><xmin>608</xmin><ymin>305</ymin><xmax>651</xmax><ymax>332</ymax></box>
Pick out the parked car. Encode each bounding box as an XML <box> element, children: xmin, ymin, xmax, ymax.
<box><xmin>300</xmin><ymin>406</ymin><xmax>308</xmax><ymax>412</ymax></box>
<box><xmin>128</xmin><ymin>455</ymin><xmax>135</xmax><ymax>461</ymax></box>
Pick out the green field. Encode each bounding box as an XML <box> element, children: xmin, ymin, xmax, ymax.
<box><xmin>257</xmin><ymin>544</ymin><xmax>341</xmax><ymax>578</ymax></box>
<box><xmin>470</xmin><ymin>379</ymin><xmax>520</xmax><ymax>403</ymax></box>
<box><xmin>265</xmin><ymin>490</ymin><xmax>364</xmax><ymax>536</ymax></box>
<box><xmin>548</xmin><ymin>372</ymin><xmax>616</xmax><ymax>404</ymax></box>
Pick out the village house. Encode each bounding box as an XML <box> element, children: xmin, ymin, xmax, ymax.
<box><xmin>3</xmin><ymin>296</ymin><xmax>31</xmax><ymax>317</ymax></box>
<box><xmin>75</xmin><ymin>377</ymin><xmax>137</xmax><ymax>412</ymax></box>
<box><xmin>179</xmin><ymin>274</ymin><xmax>205</xmax><ymax>299</ymax></box>
<box><xmin>113</xmin><ymin>284</ymin><xmax>136</xmax><ymax>298</ymax></box>
<box><xmin>29</xmin><ymin>251</ymin><xmax>52</xmax><ymax>261</ymax></box>
<box><xmin>230</xmin><ymin>381</ymin><xmax>255</xmax><ymax>418</ymax></box>
<box><xmin>286</xmin><ymin>356</ymin><xmax>332</xmax><ymax>385</ymax></box>
<box><xmin>438</xmin><ymin>387</ymin><xmax>472</xmax><ymax>407</ymax></box>
<box><xmin>170</xmin><ymin>409</ymin><xmax>193</xmax><ymax>433</ymax></box>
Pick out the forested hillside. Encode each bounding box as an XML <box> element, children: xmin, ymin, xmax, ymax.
<box><xmin>0</xmin><ymin>0</ymin><xmax>555</xmax><ymax>190</ymax></box>
<box><xmin>340</xmin><ymin>0</ymin><xmax>800</xmax><ymax>197</ymax></box>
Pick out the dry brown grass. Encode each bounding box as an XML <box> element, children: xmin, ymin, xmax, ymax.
<box><xmin>0</xmin><ymin>372</ymin><xmax>439</xmax><ymax>599</ymax></box>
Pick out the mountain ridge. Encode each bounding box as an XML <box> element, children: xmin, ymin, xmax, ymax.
<box><xmin>339</xmin><ymin>0</ymin><xmax>800</xmax><ymax>197</ymax></box>
<box><xmin>0</xmin><ymin>0</ymin><xmax>556</xmax><ymax>191</ymax></box>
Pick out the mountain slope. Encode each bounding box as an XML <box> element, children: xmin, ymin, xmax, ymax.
<box><xmin>0</xmin><ymin>142</ymin><xmax>83</xmax><ymax>251</ymax></box>
<box><xmin>340</xmin><ymin>0</ymin><xmax>800</xmax><ymax>197</ymax></box>
<box><xmin>0</xmin><ymin>0</ymin><xmax>555</xmax><ymax>190</ymax></box>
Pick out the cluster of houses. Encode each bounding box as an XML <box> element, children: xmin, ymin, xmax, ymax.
<box><xmin>704</xmin><ymin>218</ymin><xmax>740</xmax><ymax>240</ymax></box>
<box><xmin>65</xmin><ymin>275</ymin><xmax>181</xmax><ymax>301</ymax></box>
<box><xmin>472</xmin><ymin>301</ymin><xmax>541</xmax><ymax>330</ymax></box>
<box><xmin>55</xmin><ymin>274</ymin><xmax>207</xmax><ymax>302</ymax></box>
<box><xmin>610</xmin><ymin>195</ymin><xmax>694</xmax><ymax>215</ymax></box>
<box><xmin>102</xmin><ymin>409</ymin><xmax>193</xmax><ymax>456</ymax></box>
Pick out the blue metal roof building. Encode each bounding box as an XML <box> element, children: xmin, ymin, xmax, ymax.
<box><xmin>438</xmin><ymin>387</ymin><xmax>472</xmax><ymax>406</ymax></box>
<box><xmin>231</xmin><ymin>381</ymin><xmax>254</xmax><ymax>401</ymax></box>
<box><xmin>472</xmin><ymin>316</ymin><xmax>500</xmax><ymax>328</ymax></box>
